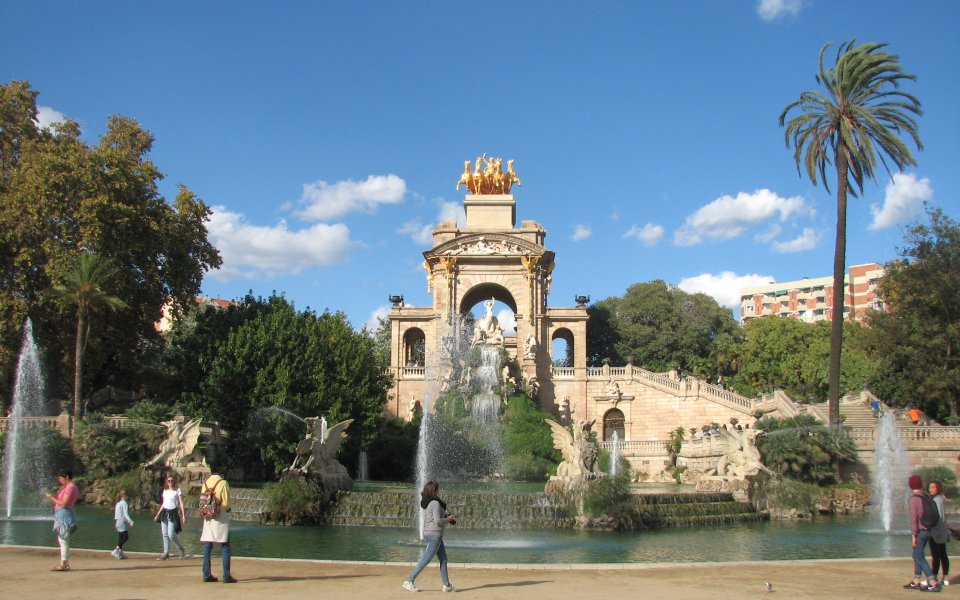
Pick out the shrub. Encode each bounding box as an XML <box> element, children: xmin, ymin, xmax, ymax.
<box><xmin>501</xmin><ymin>393</ymin><xmax>560</xmax><ymax>481</ymax></box>
<box><xmin>366</xmin><ymin>417</ymin><xmax>419</xmax><ymax>481</ymax></box>
<box><xmin>750</xmin><ymin>471</ymin><xmax>820</xmax><ymax>517</ymax></box>
<box><xmin>918</xmin><ymin>465</ymin><xmax>958</xmax><ymax>496</ymax></box>
<box><xmin>581</xmin><ymin>471</ymin><xmax>640</xmax><ymax>527</ymax></box>
<box><xmin>264</xmin><ymin>475</ymin><xmax>321</xmax><ymax>523</ymax></box>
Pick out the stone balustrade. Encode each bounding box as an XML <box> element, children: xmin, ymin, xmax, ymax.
<box><xmin>598</xmin><ymin>440</ymin><xmax>667</xmax><ymax>454</ymax></box>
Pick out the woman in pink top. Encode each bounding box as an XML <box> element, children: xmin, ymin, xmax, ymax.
<box><xmin>44</xmin><ymin>469</ymin><xmax>79</xmax><ymax>572</ymax></box>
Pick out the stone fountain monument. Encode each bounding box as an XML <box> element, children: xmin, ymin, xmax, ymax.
<box><xmin>281</xmin><ymin>416</ymin><xmax>354</xmax><ymax>502</ymax></box>
<box><xmin>544</xmin><ymin>417</ymin><xmax>603</xmax><ymax>496</ymax></box>
<box><xmin>143</xmin><ymin>418</ymin><xmax>209</xmax><ymax>486</ymax></box>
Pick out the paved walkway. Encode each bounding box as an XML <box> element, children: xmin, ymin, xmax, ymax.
<box><xmin>0</xmin><ymin>545</ymin><xmax>938</xmax><ymax>599</ymax></box>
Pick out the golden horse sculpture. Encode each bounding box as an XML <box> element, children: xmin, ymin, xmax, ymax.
<box><xmin>456</xmin><ymin>155</ymin><xmax>521</xmax><ymax>194</ymax></box>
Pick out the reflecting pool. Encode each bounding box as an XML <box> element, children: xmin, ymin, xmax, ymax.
<box><xmin>0</xmin><ymin>506</ymin><xmax>911</xmax><ymax>564</ymax></box>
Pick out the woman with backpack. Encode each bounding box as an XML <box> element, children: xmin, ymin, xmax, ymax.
<box><xmin>905</xmin><ymin>475</ymin><xmax>939</xmax><ymax>591</ymax></box>
<box><xmin>929</xmin><ymin>480</ymin><xmax>951</xmax><ymax>587</ymax></box>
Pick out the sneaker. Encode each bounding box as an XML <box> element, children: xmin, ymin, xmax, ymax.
<box><xmin>178</xmin><ymin>550</ymin><xmax>190</xmax><ymax>559</ymax></box>
<box><xmin>442</xmin><ymin>584</ymin><xmax>457</xmax><ymax>592</ymax></box>
<box><xmin>203</xmin><ymin>575</ymin><xmax>219</xmax><ymax>583</ymax></box>
<box><xmin>923</xmin><ymin>584</ymin><xmax>942</xmax><ymax>592</ymax></box>
<box><xmin>110</xmin><ymin>548</ymin><xmax>121</xmax><ymax>559</ymax></box>
<box><xmin>156</xmin><ymin>554</ymin><xmax>169</xmax><ymax>561</ymax></box>
<box><xmin>222</xmin><ymin>576</ymin><xmax>238</xmax><ymax>584</ymax></box>
<box><xmin>943</xmin><ymin>579</ymin><xmax>951</xmax><ymax>586</ymax></box>
<box><xmin>402</xmin><ymin>581</ymin><xmax>419</xmax><ymax>592</ymax></box>
<box><xmin>118</xmin><ymin>551</ymin><xmax>127</xmax><ymax>560</ymax></box>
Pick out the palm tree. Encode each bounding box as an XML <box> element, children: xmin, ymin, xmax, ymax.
<box><xmin>47</xmin><ymin>252</ymin><xmax>128</xmax><ymax>421</ymax></box>
<box><xmin>779</xmin><ymin>40</ymin><xmax>922</xmax><ymax>427</ymax></box>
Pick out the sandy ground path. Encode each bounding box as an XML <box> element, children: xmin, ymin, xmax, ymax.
<box><xmin>0</xmin><ymin>545</ymin><xmax>934</xmax><ymax>599</ymax></box>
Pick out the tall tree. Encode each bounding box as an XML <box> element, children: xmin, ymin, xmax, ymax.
<box><xmin>47</xmin><ymin>252</ymin><xmax>128</xmax><ymax>420</ymax></box>
<box><xmin>0</xmin><ymin>81</ymin><xmax>221</xmax><ymax>401</ymax></box>
<box><xmin>866</xmin><ymin>208</ymin><xmax>960</xmax><ymax>420</ymax></box>
<box><xmin>779</xmin><ymin>41</ymin><xmax>922</xmax><ymax>427</ymax></box>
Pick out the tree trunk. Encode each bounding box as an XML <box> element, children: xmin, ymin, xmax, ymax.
<box><xmin>828</xmin><ymin>153</ymin><xmax>849</xmax><ymax>428</ymax></box>
<box><xmin>73</xmin><ymin>310</ymin><xmax>85</xmax><ymax>422</ymax></box>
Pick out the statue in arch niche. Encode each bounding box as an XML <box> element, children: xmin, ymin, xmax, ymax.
<box><xmin>471</xmin><ymin>298</ymin><xmax>504</xmax><ymax>346</ymax></box>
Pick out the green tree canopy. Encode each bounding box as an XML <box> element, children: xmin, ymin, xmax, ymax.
<box><xmin>733</xmin><ymin>317</ymin><xmax>874</xmax><ymax>402</ymax></box>
<box><xmin>0</xmin><ymin>80</ymin><xmax>221</xmax><ymax>401</ymax></box>
<box><xmin>866</xmin><ymin>208</ymin><xmax>960</xmax><ymax>420</ymax></box>
<box><xmin>177</xmin><ymin>294</ymin><xmax>390</xmax><ymax>476</ymax></box>
<box><xmin>586</xmin><ymin>280</ymin><xmax>740</xmax><ymax>374</ymax></box>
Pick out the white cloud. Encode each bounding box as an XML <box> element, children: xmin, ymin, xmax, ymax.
<box><xmin>623</xmin><ymin>223</ymin><xmax>664</xmax><ymax>246</ymax></box>
<box><xmin>678</xmin><ymin>272</ymin><xmax>775</xmax><ymax>309</ymax></box>
<box><xmin>207</xmin><ymin>206</ymin><xmax>355</xmax><ymax>279</ymax></box>
<box><xmin>397</xmin><ymin>220</ymin><xmax>434</xmax><ymax>245</ymax></box>
<box><xmin>571</xmin><ymin>224</ymin><xmax>592</xmax><ymax>241</ymax></box>
<box><xmin>610</xmin><ymin>210</ymin><xmax>620</xmax><ymax>221</ymax></box>
<box><xmin>497</xmin><ymin>309</ymin><xmax>517</xmax><ymax>337</ymax></box>
<box><xmin>674</xmin><ymin>189</ymin><xmax>812</xmax><ymax>246</ymax></box>
<box><xmin>753</xmin><ymin>223</ymin><xmax>782</xmax><ymax>244</ymax></box>
<box><xmin>397</xmin><ymin>200</ymin><xmax>466</xmax><ymax>245</ymax></box>
<box><xmin>363</xmin><ymin>305</ymin><xmax>391</xmax><ymax>334</ymax></box>
<box><xmin>297</xmin><ymin>174</ymin><xmax>406</xmax><ymax>221</ymax></box>
<box><xmin>772</xmin><ymin>227</ymin><xmax>819</xmax><ymax>253</ymax></box>
<box><xmin>36</xmin><ymin>106</ymin><xmax>67</xmax><ymax>130</ymax></box>
<box><xmin>869</xmin><ymin>173</ymin><xmax>932</xmax><ymax>230</ymax></box>
<box><xmin>757</xmin><ymin>0</ymin><xmax>803</xmax><ymax>20</ymax></box>
<box><xmin>437</xmin><ymin>200</ymin><xmax>466</xmax><ymax>228</ymax></box>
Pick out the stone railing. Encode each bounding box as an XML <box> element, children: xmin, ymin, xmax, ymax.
<box><xmin>551</xmin><ymin>366</ymin><xmax>575</xmax><ymax>378</ymax></box>
<box><xmin>402</xmin><ymin>366</ymin><xmax>425</xmax><ymax>378</ymax></box>
<box><xmin>0</xmin><ymin>414</ymin><xmax>228</xmax><ymax>440</ymax></box>
<box><xmin>598</xmin><ymin>440</ymin><xmax>667</xmax><ymax>455</ymax></box>
<box><xmin>846</xmin><ymin>425</ymin><xmax>960</xmax><ymax>445</ymax></box>
<box><xmin>0</xmin><ymin>414</ymin><xmax>70</xmax><ymax>435</ymax></box>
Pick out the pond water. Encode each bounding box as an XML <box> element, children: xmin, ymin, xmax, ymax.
<box><xmin>0</xmin><ymin>506</ymin><xmax>912</xmax><ymax>564</ymax></box>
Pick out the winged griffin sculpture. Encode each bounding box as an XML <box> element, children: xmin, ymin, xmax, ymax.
<box><xmin>286</xmin><ymin>416</ymin><xmax>354</xmax><ymax>477</ymax></box>
<box><xmin>545</xmin><ymin>418</ymin><xmax>602</xmax><ymax>481</ymax></box>
<box><xmin>144</xmin><ymin>419</ymin><xmax>204</xmax><ymax>470</ymax></box>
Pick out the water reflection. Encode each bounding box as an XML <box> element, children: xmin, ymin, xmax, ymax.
<box><xmin>0</xmin><ymin>506</ymin><xmax>912</xmax><ymax>564</ymax></box>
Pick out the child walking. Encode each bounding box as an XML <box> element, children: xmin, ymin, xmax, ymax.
<box><xmin>112</xmin><ymin>490</ymin><xmax>134</xmax><ymax>559</ymax></box>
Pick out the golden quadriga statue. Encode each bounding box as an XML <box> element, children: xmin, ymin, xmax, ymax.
<box><xmin>456</xmin><ymin>155</ymin><xmax>521</xmax><ymax>195</ymax></box>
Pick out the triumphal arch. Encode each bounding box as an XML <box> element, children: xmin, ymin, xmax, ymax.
<box><xmin>386</xmin><ymin>156</ymin><xmax>589</xmax><ymax>423</ymax></box>
<box><xmin>385</xmin><ymin>156</ymin><xmax>781</xmax><ymax>479</ymax></box>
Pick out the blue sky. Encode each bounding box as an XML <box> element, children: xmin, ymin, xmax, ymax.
<box><xmin>3</xmin><ymin>1</ymin><xmax>958</xmax><ymax>332</ymax></box>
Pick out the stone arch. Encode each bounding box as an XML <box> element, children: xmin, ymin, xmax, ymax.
<box><xmin>402</xmin><ymin>327</ymin><xmax>425</xmax><ymax>366</ymax></box>
<box><xmin>551</xmin><ymin>327</ymin><xmax>574</xmax><ymax>367</ymax></box>
<box><xmin>602</xmin><ymin>408</ymin><xmax>625</xmax><ymax>442</ymax></box>
<box><xmin>459</xmin><ymin>282</ymin><xmax>518</xmax><ymax>315</ymax></box>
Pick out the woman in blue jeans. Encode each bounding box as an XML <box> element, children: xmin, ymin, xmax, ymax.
<box><xmin>153</xmin><ymin>475</ymin><xmax>187</xmax><ymax>560</ymax></box>
<box><xmin>403</xmin><ymin>481</ymin><xmax>456</xmax><ymax>592</ymax></box>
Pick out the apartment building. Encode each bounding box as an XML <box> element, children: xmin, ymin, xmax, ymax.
<box><xmin>739</xmin><ymin>262</ymin><xmax>886</xmax><ymax>324</ymax></box>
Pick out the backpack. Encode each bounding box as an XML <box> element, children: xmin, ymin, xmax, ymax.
<box><xmin>198</xmin><ymin>479</ymin><xmax>221</xmax><ymax>519</ymax></box>
<box><xmin>921</xmin><ymin>493</ymin><xmax>941</xmax><ymax>529</ymax></box>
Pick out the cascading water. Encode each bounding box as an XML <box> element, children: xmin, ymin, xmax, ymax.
<box><xmin>873</xmin><ymin>411</ymin><xmax>909</xmax><ymax>531</ymax></box>
<box><xmin>2</xmin><ymin>319</ymin><xmax>54</xmax><ymax>518</ymax></box>
<box><xmin>412</xmin><ymin>308</ymin><xmax>508</xmax><ymax>538</ymax></box>
<box><xmin>610</xmin><ymin>431</ymin><xmax>621</xmax><ymax>477</ymax></box>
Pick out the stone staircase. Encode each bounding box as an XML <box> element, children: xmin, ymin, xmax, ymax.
<box><xmin>324</xmin><ymin>489</ymin><xmax>572</xmax><ymax>529</ymax></box>
<box><xmin>325</xmin><ymin>489</ymin><xmax>765</xmax><ymax>530</ymax></box>
<box><xmin>635</xmin><ymin>492</ymin><xmax>766</xmax><ymax>528</ymax></box>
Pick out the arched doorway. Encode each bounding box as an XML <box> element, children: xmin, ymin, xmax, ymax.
<box><xmin>603</xmin><ymin>408</ymin><xmax>625</xmax><ymax>441</ymax></box>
